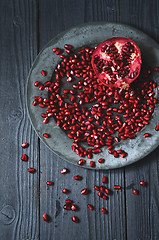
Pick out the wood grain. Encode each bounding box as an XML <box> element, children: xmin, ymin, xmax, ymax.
<box><xmin>39</xmin><ymin>1</ymin><xmax>126</xmax><ymax>240</ymax></box>
<box><xmin>0</xmin><ymin>0</ymin><xmax>39</xmax><ymax>239</ymax></box>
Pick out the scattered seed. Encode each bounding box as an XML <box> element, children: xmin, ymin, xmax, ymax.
<box><xmin>43</xmin><ymin>213</ymin><xmax>50</xmax><ymax>221</ymax></box>
<box><xmin>101</xmin><ymin>208</ymin><xmax>108</xmax><ymax>214</ymax></box>
<box><xmin>21</xmin><ymin>142</ymin><xmax>29</xmax><ymax>148</ymax></box>
<box><xmin>41</xmin><ymin>70</ymin><xmax>46</xmax><ymax>76</ymax></box>
<box><xmin>21</xmin><ymin>154</ymin><xmax>28</xmax><ymax>161</ymax></box>
<box><xmin>87</xmin><ymin>204</ymin><xmax>94</xmax><ymax>210</ymax></box>
<box><xmin>133</xmin><ymin>189</ymin><xmax>139</xmax><ymax>195</ymax></box>
<box><xmin>46</xmin><ymin>181</ymin><xmax>54</xmax><ymax>185</ymax></box>
<box><xmin>61</xmin><ymin>168</ymin><xmax>69</xmax><ymax>174</ymax></box>
<box><xmin>72</xmin><ymin>215</ymin><xmax>79</xmax><ymax>223</ymax></box>
<box><xmin>114</xmin><ymin>185</ymin><xmax>121</xmax><ymax>190</ymax></box>
<box><xmin>28</xmin><ymin>168</ymin><xmax>36</xmax><ymax>173</ymax></box>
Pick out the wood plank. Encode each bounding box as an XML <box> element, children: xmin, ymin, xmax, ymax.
<box><xmin>0</xmin><ymin>0</ymin><xmax>39</xmax><ymax>239</ymax></box>
<box><xmin>39</xmin><ymin>0</ymin><xmax>126</xmax><ymax>239</ymax></box>
<box><xmin>120</xmin><ymin>0</ymin><xmax>159</xmax><ymax>239</ymax></box>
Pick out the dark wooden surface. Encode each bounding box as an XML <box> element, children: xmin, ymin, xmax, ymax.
<box><xmin>0</xmin><ymin>0</ymin><xmax>159</xmax><ymax>239</ymax></box>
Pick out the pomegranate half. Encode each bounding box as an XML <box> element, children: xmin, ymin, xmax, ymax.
<box><xmin>91</xmin><ymin>37</ymin><xmax>142</xmax><ymax>89</ymax></box>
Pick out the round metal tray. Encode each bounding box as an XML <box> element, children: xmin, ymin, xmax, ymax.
<box><xmin>26</xmin><ymin>22</ymin><xmax>159</xmax><ymax>169</ymax></box>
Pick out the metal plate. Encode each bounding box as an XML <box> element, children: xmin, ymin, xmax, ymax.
<box><xmin>26</xmin><ymin>22</ymin><xmax>159</xmax><ymax>169</ymax></box>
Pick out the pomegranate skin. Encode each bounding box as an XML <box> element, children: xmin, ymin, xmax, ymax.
<box><xmin>91</xmin><ymin>37</ymin><xmax>142</xmax><ymax>89</ymax></box>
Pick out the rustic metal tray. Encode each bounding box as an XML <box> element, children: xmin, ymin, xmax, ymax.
<box><xmin>26</xmin><ymin>22</ymin><xmax>159</xmax><ymax>169</ymax></box>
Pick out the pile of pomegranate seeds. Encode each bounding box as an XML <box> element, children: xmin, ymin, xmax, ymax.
<box><xmin>32</xmin><ymin>43</ymin><xmax>159</xmax><ymax>168</ymax></box>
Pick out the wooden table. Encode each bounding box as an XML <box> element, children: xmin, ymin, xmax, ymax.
<box><xmin>0</xmin><ymin>0</ymin><xmax>159</xmax><ymax>239</ymax></box>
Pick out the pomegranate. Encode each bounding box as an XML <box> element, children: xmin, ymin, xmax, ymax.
<box><xmin>91</xmin><ymin>37</ymin><xmax>142</xmax><ymax>89</ymax></box>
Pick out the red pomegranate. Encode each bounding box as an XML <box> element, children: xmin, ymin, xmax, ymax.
<box><xmin>91</xmin><ymin>37</ymin><xmax>142</xmax><ymax>89</ymax></box>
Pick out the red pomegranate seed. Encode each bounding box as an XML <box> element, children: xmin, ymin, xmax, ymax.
<box><xmin>144</xmin><ymin>133</ymin><xmax>152</xmax><ymax>138</ymax></box>
<box><xmin>64</xmin><ymin>44</ymin><xmax>72</xmax><ymax>50</ymax></box>
<box><xmin>52</xmin><ymin>48</ymin><xmax>58</xmax><ymax>52</ymax></box>
<box><xmin>55</xmin><ymin>48</ymin><xmax>63</xmax><ymax>55</ymax></box>
<box><xmin>43</xmin><ymin>133</ymin><xmax>49</xmax><ymax>138</ymax></box>
<box><xmin>94</xmin><ymin>185</ymin><xmax>100</xmax><ymax>191</ymax></box>
<box><xmin>71</xmin><ymin>204</ymin><xmax>78</xmax><ymax>211</ymax></box>
<box><xmin>62</xmin><ymin>188</ymin><xmax>69</xmax><ymax>194</ymax></box>
<box><xmin>87</xmin><ymin>153</ymin><xmax>93</xmax><ymax>159</ymax></box>
<box><xmin>140</xmin><ymin>181</ymin><xmax>147</xmax><ymax>186</ymax></box>
<box><xmin>77</xmin><ymin>159</ymin><xmax>86</xmax><ymax>166</ymax></box>
<box><xmin>34</xmin><ymin>81</ymin><xmax>40</xmax><ymax>87</ymax></box>
<box><xmin>41</xmin><ymin>70</ymin><xmax>46</xmax><ymax>76</ymax></box>
<box><xmin>64</xmin><ymin>204</ymin><xmax>71</xmax><ymax>210</ymax></box>
<box><xmin>101</xmin><ymin>208</ymin><xmax>108</xmax><ymax>214</ymax></box>
<box><xmin>100</xmin><ymin>186</ymin><xmax>105</xmax><ymax>192</ymax></box>
<box><xmin>98</xmin><ymin>192</ymin><xmax>103</xmax><ymax>198</ymax></box>
<box><xmin>155</xmin><ymin>124</ymin><xmax>159</xmax><ymax>131</ymax></box>
<box><xmin>46</xmin><ymin>181</ymin><xmax>54</xmax><ymax>185</ymax></box>
<box><xmin>43</xmin><ymin>213</ymin><xmax>50</xmax><ymax>221</ymax></box>
<box><xmin>28</xmin><ymin>168</ymin><xmax>36</xmax><ymax>173</ymax></box>
<box><xmin>87</xmin><ymin>204</ymin><xmax>94</xmax><ymax>210</ymax></box>
<box><xmin>81</xmin><ymin>188</ymin><xmax>88</xmax><ymax>195</ymax></box>
<box><xmin>105</xmin><ymin>188</ymin><xmax>111</xmax><ymax>195</ymax></box>
<box><xmin>90</xmin><ymin>161</ymin><xmax>95</xmax><ymax>168</ymax></box>
<box><xmin>133</xmin><ymin>189</ymin><xmax>139</xmax><ymax>195</ymax></box>
<box><xmin>21</xmin><ymin>154</ymin><xmax>28</xmax><ymax>161</ymax></box>
<box><xmin>65</xmin><ymin>199</ymin><xmax>73</xmax><ymax>204</ymax></box>
<box><xmin>154</xmin><ymin>67</ymin><xmax>159</xmax><ymax>71</ymax></box>
<box><xmin>102</xmin><ymin>176</ymin><xmax>108</xmax><ymax>184</ymax></box>
<box><xmin>103</xmin><ymin>195</ymin><xmax>107</xmax><ymax>200</ymax></box>
<box><xmin>98</xmin><ymin>158</ymin><xmax>105</xmax><ymax>163</ymax></box>
<box><xmin>61</xmin><ymin>168</ymin><xmax>69</xmax><ymax>174</ymax></box>
<box><xmin>72</xmin><ymin>216</ymin><xmax>79</xmax><ymax>223</ymax></box>
<box><xmin>74</xmin><ymin>175</ymin><xmax>82</xmax><ymax>180</ymax></box>
<box><xmin>21</xmin><ymin>142</ymin><xmax>29</xmax><ymax>148</ymax></box>
<box><xmin>114</xmin><ymin>185</ymin><xmax>121</xmax><ymax>190</ymax></box>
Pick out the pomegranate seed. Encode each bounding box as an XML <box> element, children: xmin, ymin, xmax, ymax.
<box><xmin>101</xmin><ymin>208</ymin><xmax>108</xmax><ymax>214</ymax></box>
<box><xmin>41</xmin><ymin>70</ymin><xmax>46</xmax><ymax>76</ymax></box>
<box><xmin>103</xmin><ymin>195</ymin><xmax>107</xmax><ymax>200</ymax></box>
<box><xmin>87</xmin><ymin>204</ymin><xmax>94</xmax><ymax>210</ymax></box>
<box><xmin>154</xmin><ymin>67</ymin><xmax>159</xmax><ymax>71</ymax></box>
<box><xmin>28</xmin><ymin>168</ymin><xmax>36</xmax><ymax>173</ymax></box>
<box><xmin>94</xmin><ymin>185</ymin><xmax>100</xmax><ymax>191</ymax></box>
<box><xmin>74</xmin><ymin>175</ymin><xmax>82</xmax><ymax>180</ymax></box>
<box><xmin>114</xmin><ymin>185</ymin><xmax>121</xmax><ymax>190</ymax></box>
<box><xmin>64</xmin><ymin>44</ymin><xmax>72</xmax><ymax>50</ymax></box>
<box><xmin>64</xmin><ymin>204</ymin><xmax>71</xmax><ymax>210</ymax></box>
<box><xmin>71</xmin><ymin>204</ymin><xmax>78</xmax><ymax>211</ymax></box>
<box><xmin>21</xmin><ymin>154</ymin><xmax>28</xmax><ymax>161</ymax></box>
<box><xmin>100</xmin><ymin>186</ymin><xmax>105</xmax><ymax>192</ymax></box>
<box><xmin>133</xmin><ymin>189</ymin><xmax>139</xmax><ymax>195</ymax></box>
<box><xmin>21</xmin><ymin>142</ymin><xmax>29</xmax><ymax>148</ymax></box>
<box><xmin>72</xmin><ymin>216</ymin><xmax>79</xmax><ymax>223</ymax></box>
<box><xmin>81</xmin><ymin>188</ymin><xmax>88</xmax><ymax>195</ymax></box>
<box><xmin>55</xmin><ymin>48</ymin><xmax>63</xmax><ymax>55</ymax></box>
<box><xmin>62</xmin><ymin>188</ymin><xmax>69</xmax><ymax>194</ymax></box>
<box><xmin>34</xmin><ymin>81</ymin><xmax>40</xmax><ymax>87</ymax></box>
<box><xmin>65</xmin><ymin>199</ymin><xmax>73</xmax><ymax>204</ymax></box>
<box><xmin>155</xmin><ymin>124</ymin><xmax>159</xmax><ymax>131</ymax></box>
<box><xmin>90</xmin><ymin>161</ymin><xmax>95</xmax><ymax>168</ymax></box>
<box><xmin>77</xmin><ymin>159</ymin><xmax>86</xmax><ymax>166</ymax></box>
<box><xmin>105</xmin><ymin>188</ymin><xmax>111</xmax><ymax>195</ymax></box>
<box><xmin>102</xmin><ymin>176</ymin><xmax>108</xmax><ymax>184</ymax></box>
<box><xmin>61</xmin><ymin>168</ymin><xmax>69</xmax><ymax>174</ymax></box>
<box><xmin>140</xmin><ymin>181</ymin><xmax>147</xmax><ymax>186</ymax></box>
<box><xmin>144</xmin><ymin>133</ymin><xmax>151</xmax><ymax>138</ymax></box>
<box><xmin>98</xmin><ymin>192</ymin><xmax>103</xmax><ymax>198</ymax></box>
<box><xmin>43</xmin><ymin>133</ymin><xmax>49</xmax><ymax>138</ymax></box>
<box><xmin>46</xmin><ymin>181</ymin><xmax>54</xmax><ymax>185</ymax></box>
<box><xmin>98</xmin><ymin>158</ymin><xmax>105</xmax><ymax>163</ymax></box>
<box><xmin>43</xmin><ymin>213</ymin><xmax>50</xmax><ymax>221</ymax></box>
